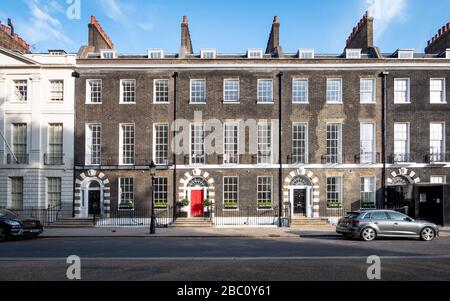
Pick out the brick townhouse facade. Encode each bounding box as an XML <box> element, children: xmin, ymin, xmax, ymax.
<box><xmin>65</xmin><ymin>13</ymin><xmax>450</xmax><ymax>226</ymax></box>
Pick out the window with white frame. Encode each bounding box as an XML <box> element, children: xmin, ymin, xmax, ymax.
<box><xmin>394</xmin><ymin>79</ymin><xmax>410</xmax><ymax>103</ymax></box>
<box><xmin>257</xmin><ymin>79</ymin><xmax>273</xmax><ymax>103</ymax></box>
<box><xmin>446</xmin><ymin>50</ymin><xmax>450</xmax><ymax>59</ymax></box>
<box><xmin>154</xmin><ymin>79</ymin><xmax>169</xmax><ymax>103</ymax></box>
<box><xmin>326</xmin><ymin>79</ymin><xmax>342</xmax><ymax>103</ymax></box>
<box><xmin>119</xmin><ymin>178</ymin><xmax>134</xmax><ymax>209</ymax></box>
<box><xmin>346</xmin><ymin>49</ymin><xmax>362</xmax><ymax>59</ymax></box>
<box><xmin>200</xmin><ymin>49</ymin><xmax>216</xmax><ymax>59</ymax></box>
<box><xmin>360</xmin><ymin>177</ymin><xmax>376</xmax><ymax>208</ymax></box>
<box><xmin>360</xmin><ymin>79</ymin><xmax>376</xmax><ymax>103</ymax></box>
<box><xmin>153</xmin><ymin>177</ymin><xmax>168</xmax><ymax>207</ymax></box>
<box><xmin>120</xmin><ymin>80</ymin><xmax>136</xmax><ymax>103</ymax></box>
<box><xmin>86</xmin><ymin>79</ymin><xmax>102</xmax><ymax>103</ymax></box>
<box><xmin>398</xmin><ymin>50</ymin><xmax>414</xmax><ymax>59</ymax></box>
<box><xmin>292</xmin><ymin>79</ymin><xmax>308</xmax><ymax>103</ymax></box>
<box><xmin>430</xmin><ymin>79</ymin><xmax>446</xmax><ymax>103</ymax></box>
<box><xmin>326</xmin><ymin>123</ymin><xmax>342</xmax><ymax>164</ymax></box>
<box><xmin>247</xmin><ymin>49</ymin><xmax>263</xmax><ymax>59</ymax></box>
<box><xmin>327</xmin><ymin>177</ymin><xmax>343</xmax><ymax>208</ymax></box>
<box><xmin>257</xmin><ymin>177</ymin><xmax>272</xmax><ymax>208</ymax></box>
<box><xmin>50</xmin><ymin>80</ymin><xmax>64</xmax><ymax>102</ymax></box>
<box><xmin>14</xmin><ymin>80</ymin><xmax>28</xmax><ymax>102</ymax></box>
<box><xmin>190</xmin><ymin>79</ymin><xmax>206</xmax><ymax>103</ymax></box>
<box><xmin>101</xmin><ymin>50</ymin><xmax>116</xmax><ymax>59</ymax></box>
<box><xmin>10</xmin><ymin>177</ymin><xmax>23</xmax><ymax>210</ymax></box>
<box><xmin>360</xmin><ymin>123</ymin><xmax>375</xmax><ymax>164</ymax></box>
<box><xmin>12</xmin><ymin>123</ymin><xmax>27</xmax><ymax>164</ymax></box>
<box><xmin>223</xmin><ymin>79</ymin><xmax>240</xmax><ymax>102</ymax></box>
<box><xmin>86</xmin><ymin>124</ymin><xmax>101</xmax><ymax>165</ymax></box>
<box><xmin>191</xmin><ymin>123</ymin><xmax>205</xmax><ymax>164</ymax></box>
<box><xmin>257</xmin><ymin>123</ymin><xmax>272</xmax><ymax>164</ymax></box>
<box><xmin>47</xmin><ymin>177</ymin><xmax>61</xmax><ymax>208</ymax></box>
<box><xmin>223</xmin><ymin>177</ymin><xmax>239</xmax><ymax>209</ymax></box>
<box><xmin>298</xmin><ymin>49</ymin><xmax>314</xmax><ymax>59</ymax></box>
<box><xmin>394</xmin><ymin>123</ymin><xmax>410</xmax><ymax>162</ymax></box>
<box><xmin>48</xmin><ymin>123</ymin><xmax>63</xmax><ymax>165</ymax></box>
<box><xmin>430</xmin><ymin>176</ymin><xmax>446</xmax><ymax>184</ymax></box>
<box><xmin>148</xmin><ymin>49</ymin><xmax>164</xmax><ymax>59</ymax></box>
<box><xmin>154</xmin><ymin>124</ymin><xmax>169</xmax><ymax>165</ymax></box>
<box><xmin>223</xmin><ymin>123</ymin><xmax>239</xmax><ymax>164</ymax></box>
<box><xmin>120</xmin><ymin>124</ymin><xmax>135</xmax><ymax>165</ymax></box>
<box><xmin>292</xmin><ymin>123</ymin><xmax>308</xmax><ymax>164</ymax></box>
<box><xmin>430</xmin><ymin>122</ymin><xmax>445</xmax><ymax>162</ymax></box>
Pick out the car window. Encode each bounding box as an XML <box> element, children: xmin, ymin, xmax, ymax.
<box><xmin>363</xmin><ymin>213</ymin><xmax>372</xmax><ymax>219</ymax></box>
<box><xmin>0</xmin><ymin>209</ymin><xmax>17</xmax><ymax>219</ymax></box>
<box><xmin>388</xmin><ymin>211</ymin><xmax>407</xmax><ymax>221</ymax></box>
<box><xmin>370</xmin><ymin>212</ymin><xmax>389</xmax><ymax>220</ymax></box>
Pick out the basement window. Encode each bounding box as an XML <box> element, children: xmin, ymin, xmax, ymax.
<box><xmin>200</xmin><ymin>49</ymin><xmax>216</xmax><ymax>59</ymax></box>
<box><xmin>298</xmin><ymin>49</ymin><xmax>314</xmax><ymax>59</ymax></box>
<box><xmin>346</xmin><ymin>49</ymin><xmax>362</xmax><ymax>59</ymax></box>
<box><xmin>148</xmin><ymin>49</ymin><xmax>164</xmax><ymax>59</ymax></box>
<box><xmin>247</xmin><ymin>49</ymin><xmax>263</xmax><ymax>59</ymax></box>
<box><xmin>397</xmin><ymin>49</ymin><xmax>414</xmax><ymax>59</ymax></box>
<box><xmin>100</xmin><ymin>50</ymin><xmax>117</xmax><ymax>59</ymax></box>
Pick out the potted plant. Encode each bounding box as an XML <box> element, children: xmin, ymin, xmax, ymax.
<box><xmin>177</xmin><ymin>199</ymin><xmax>189</xmax><ymax>217</ymax></box>
<box><xmin>119</xmin><ymin>200</ymin><xmax>133</xmax><ymax>210</ymax></box>
<box><xmin>224</xmin><ymin>201</ymin><xmax>238</xmax><ymax>209</ymax></box>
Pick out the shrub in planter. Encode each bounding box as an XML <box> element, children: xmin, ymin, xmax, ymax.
<box><xmin>327</xmin><ymin>201</ymin><xmax>343</xmax><ymax>209</ymax></box>
<box><xmin>178</xmin><ymin>199</ymin><xmax>190</xmax><ymax>208</ymax></box>
<box><xmin>257</xmin><ymin>202</ymin><xmax>273</xmax><ymax>209</ymax></box>
<box><xmin>119</xmin><ymin>201</ymin><xmax>133</xmax><ymax>210</ymax></box>
<box><xmin>203</xmin><ymin>198</ymin><xmax>212</xmax><ymax>207</ymax></box>
<box><xmin>224</xmin><ymin>201</ymin><xmax>238</xmax><ymax>209</ymax></box>
<box><xmin>154</xmin><ymin>202</ymin><xmax>168</xmax><ymax>209</ymax></box>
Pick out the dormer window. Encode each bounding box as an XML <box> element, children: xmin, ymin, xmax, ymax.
<box><xmin>346</xmin><ymin>49</ymin><xmax>362</xmax><ymax>59</ymax></box>
<box><xmin>100</xmin><ymin>50</ymin><xmax>117</xmax><ymax>59</ymax></box>
<box><xmin>298</xmin><ymin>49</ymin><xmax>314</xmax><ymax>59</ymax></box>
<box><xmin>247</xmin><ymin>49</ymin><xmax>263</xmax><ymax>59</ymax></box>
<box><xmin>48</xmin><ymin>50</ymin><xmax>66</xmax><ymax>56</ymax></box>
<box><xmin>200</xmin><ymin>49</ymin><xmax>216</xmax><ymax>59</ymax></box>
<box><xmin>397</xmin><ymin>49</ymin><xmax>414</xmax><ymax>59</ymax></box>
<box><xmin>148</xmin><ymin>49</ymin><xmax>164</xmax><ymax>59</ymax></box>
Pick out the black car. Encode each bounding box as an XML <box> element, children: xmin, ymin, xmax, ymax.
<box><xmin>0</xmin><ymin>209</ymin><xmax>44</xmax><ymax>242</ymax></box>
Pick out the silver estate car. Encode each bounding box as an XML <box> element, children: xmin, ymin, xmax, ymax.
<box><xmin>336</xmin><ymin>210</ymin><xmax>439</xmax><ymax>241</ymax></box>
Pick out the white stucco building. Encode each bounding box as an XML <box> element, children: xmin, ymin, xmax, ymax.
<box><xmin>0</xmin><ymin>47</ymin><xmax>76</xmax><ymax>216</ymax></box>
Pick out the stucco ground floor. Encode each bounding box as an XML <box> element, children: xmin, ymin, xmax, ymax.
<box><xmin>0</xmin><ymin>168</ymin><xmax>73</xmax><ymax>217</ymax></box>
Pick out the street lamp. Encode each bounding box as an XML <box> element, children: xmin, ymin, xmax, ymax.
<box><xmin>149</xmin><ymin>160</ymin><xmax>157</xmax><ymax>234</ymax></box>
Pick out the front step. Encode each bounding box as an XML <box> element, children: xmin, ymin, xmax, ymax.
<box><xmin>290</xmin><ymin>218</ymin><xmax>330</xmax><ymax>227</ymax></box>
<box><xmin>171</xmin><ymin>218</ymin><xmax>212</xmax><ymax>228</ymax></box>
<box><xmin>47</xmin><ymin>218</ymin><xmax>95</xmax><ymax>228</ymax></box>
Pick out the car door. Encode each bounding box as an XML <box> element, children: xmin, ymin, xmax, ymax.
<box><xmin>370</xmin><ymin>211</ymin><xmax>393</xmax><ymax>235</ymax></box>
<box><xmin>387</xmin><ymin>211</ymin><xmax>418</xmax><ymax>236</ymax></box>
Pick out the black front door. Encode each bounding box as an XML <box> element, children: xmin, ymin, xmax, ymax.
<box><xmin>293</xmin><ymin>189</ymin><xmax>307</xmax><ymax>215</ymax></box>
<box><xmin>88</xmin><ymin>191</ymin><xmax>101</xmax><ymax>215</ymax></box>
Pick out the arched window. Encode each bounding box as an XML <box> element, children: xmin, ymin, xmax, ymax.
<box><xmin>187</xmin><ymin>177</ymin><xmax>208</xmax><ymax>188</ymax></box>
<box><xmin>290</xmin><ymin>176</ymin><xmax>312</xmax><ymax>187</ymax></box>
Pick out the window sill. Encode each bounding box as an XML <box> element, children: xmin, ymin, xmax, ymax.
<box><xmin>430</xmin><ymin>102</ymin><xmax>447</xmax><ymax>104</ymax></box>
<box><xmin>119</xmin><ymin>102</ymin><xmax>136</xmax><ymax>105</ymax></box>
<box><xmin>360</xmin><ymin>102</ymin><xmax>377</xmax><ymax>105</ymax></box>
<box><xmin>153</xmin><ymin>102</ymin><xmax>170</xmax><ymax>105</ymax></box>
<box><xmin>257</xmin><ymin>102</ymin><xmax>274</xmax><ymax>105</ymax></box>
<box><xmin>223</xmin><ymin>101</ymin><xmax>240</xmax><ymax>104</ymax></box>
<box><xmin>292</xmin><ymin>101</ymin><xmax>309</xmax><ymax>104</ymax></box>
<box><xmin>86</xmin><ymin>102</ymin><xmax>102</xmax><ymax>105</ymax></box>
<box><xmin>189</xmin><ymin>102</ymin><xmax>207</xmax><ymax>105</ymax></box>
<box><xmin>326</xmin><ymin>102</ymin><xmax>343</xmax><ymax>105</ymax></box>
<box><xmin>393</xmin><ymin>102</ymin><xmax>411</xmax><ymax>104</ymax></box>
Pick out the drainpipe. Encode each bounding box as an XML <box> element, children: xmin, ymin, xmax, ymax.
<box><xmin>172</xmin><ymin>72</ymin><xmax>178</xmax><ymax>220</ymax></box>
<box><xmin>277</xmin><ymin>72</ymin><xmax>283</xmax><ymax>227</ymax></box>
<box><xmin>381</xmin><ymin>71</ymin><xmax>389</xmax><ymax>205</ymax></box>
<box><xmin>72</xmin><ymin>71</ymin><xmax>80</xmax><ymax>218</ymax></box>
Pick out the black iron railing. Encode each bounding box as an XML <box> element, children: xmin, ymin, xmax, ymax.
<box><xmin>1</xmin><ymin>205</ymin><xmax>61</xmax><ymax>226</ymax></box>
<box><xmin>213</xmin><ymin>205</ymin><xmax>289</xmax><ymax>227</ymax></box>
<box><xmin>44</xmin><ymin>153</ymin><xmax>64</xmax><ymax>165</ymax></box>
<box><xmin>7</xmin><ymin>153</ymin><xmax>29</xmax><ymax>164</ymax></box>
<box><xmin>95</xmin><ymin>206</ymin><xmax>174</xmax><ymax>227</ymax></box>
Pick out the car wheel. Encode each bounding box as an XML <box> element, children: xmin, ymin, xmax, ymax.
<box><xmin>0</xmin><ymin>228</ymin><xmax>7</xmax><ymax>242</ymax></box>
<box><xmin>420</xmin><ymin>227</ymin><xmax>436</xmax><ymax>241</ymax></box>
<box><xmin>360</xmin><ymin>227</ymin><xmax>377</xmax><ymax>241</ymax></box>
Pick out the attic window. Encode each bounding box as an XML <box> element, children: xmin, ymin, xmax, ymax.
<box><xmin>247</xmin><ymin>49</ymin><xmax>263</xmax><ymax>59</ymax></box>
<box><xmin>49</xmin><ymin>50</ymin><xmax>66</xmax><ymax>55</ymax></box>
<box><xmin>346</xmin><ymin>49</ymin><xmax>362</xmax><ymax>59</ymax></box>
<box><xmin>200</xmin><ymin>49</ymin><xmax>216</xmax><ymax>59</ymax></box>
<box><xmin>298</xmin><ymin>49</ymin><xmax>314</xmax><ymax>59</ymax></box>
<box><xmin>397</xmin><ymin>49</ymin><xmax>414</xmax><ymax>59</ymax></box>
<box><xmin>148</xmin><ymin>49</ymin><xmax>164</xmax><ymax>59</ymax></box>
<box><xmin>100</xmin><ymin>50</ymin><xmax>117</xmax><ymax>59</ymax></box>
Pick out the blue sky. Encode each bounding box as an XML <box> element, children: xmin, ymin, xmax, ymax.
<box><xmin>0</xmin><ymin>0</ymin><xmax>449</xmax><ymax>54</ymax></box>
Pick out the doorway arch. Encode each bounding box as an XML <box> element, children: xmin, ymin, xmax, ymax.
<box><xmin>74</xmin><ymin>170</ymin><xmax>110</xmax><ymax>218</ymax></box>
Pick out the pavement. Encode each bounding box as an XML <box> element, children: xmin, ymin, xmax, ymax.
<box><xmin>40</xmin><ymin>225</ymin><xmax>450</xmax><ymax>238</ymax></box>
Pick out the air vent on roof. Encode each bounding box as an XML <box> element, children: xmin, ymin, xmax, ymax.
<box><xmin>298</xmin><ymin>49</ymin><xmax>314</xmax><ymax>59</ymax></box>
<box><xmin>200</xmin><ymin>49</ymin><xmax>216</xmax><ymax>59</ymax></box>
<box><xmin>247</xmin><ymin>49</ymin><xmax>263</xmax><ymax>59</ymax></box>
<box><xmin>148</xmin><ymin>49</ymin><xmax>164</xmax><ymax>59</ymax></box>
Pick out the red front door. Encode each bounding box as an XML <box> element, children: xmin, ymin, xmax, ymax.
<box><xmin>190</xmin><ymin>190</ymin><xmax>204</xmax><ymax>216</ymax></box>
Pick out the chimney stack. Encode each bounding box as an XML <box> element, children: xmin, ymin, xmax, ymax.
<box><xmin>425</xmin><ymin>22</ymin><xmax>450</xmax><ymax>54</ymax></box>
<box><xmin>345</xmin><ymin>11</ymin><xmax>374</xmax><ymax>51</ymax></box>
<box><xmin>266</xmin><ymin>16</ymin><xmax>283</xmax><ymax>57</ymax></box>
<box><xmin>88</xmin><ymin>16</ymin><xmax>114</xmax><ymax>52</ymax></box>
<box><xmin>179</xmin><ymin>16</ymin><xmax>193</xmax><ymax>58</ymax></box>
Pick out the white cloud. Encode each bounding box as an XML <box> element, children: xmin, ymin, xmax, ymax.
<box><xmin>99</xmin><ymin>0</ymin><xmax>126</xmax><ymax>21</ymax></box>
<box><xmin>366</xmin><ymin>0</ymin><xmax>407</xmax><ymax>39</ymax></box>
<box><xmin>17</xmin><ymin>0</ymin><xmax>72</xmax><ymax>50</ymax></box>
<box><xmin>99</xmin><ymin>0</ymin><xmax>156</xmax><ymax>32</ymax></box>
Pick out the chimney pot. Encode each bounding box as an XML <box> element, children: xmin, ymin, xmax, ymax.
<box><xmin>183</xmin><ymin>16</ymin><xmax>188</xmax><ymax>24</ymax></box>
<box><xmin>273</xmin><ymin>16</ymin><xmax>279</xmax><ymax>23</ymax></box>
<box><xmin>90</xmin><ymin>15</ymin><xmax>96</xmax><ymax>24</ymax></box>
